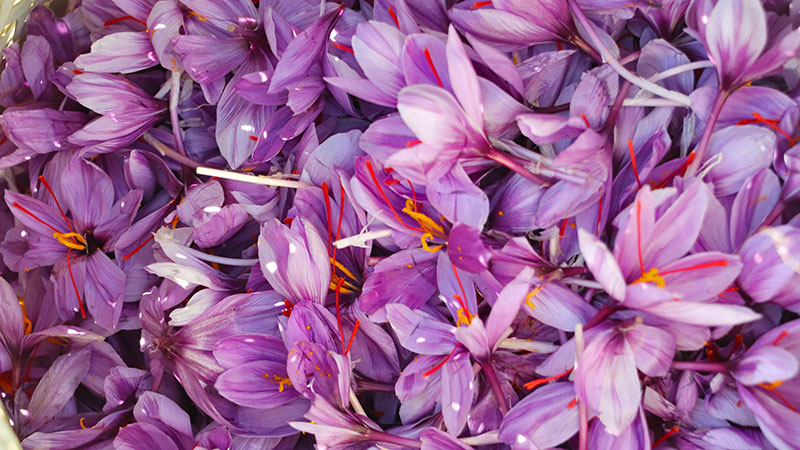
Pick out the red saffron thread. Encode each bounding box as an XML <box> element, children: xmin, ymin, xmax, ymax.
<box><xmin>121</xmin><ymin>234</ymin><xmax>155</xmax><ymax>260</ymax></box>
<box><xmin>653</xmin><ymin>426</ymin><xmax>679</xmax><ymax>447</ymax></box>
<box><xmin>423</xmin><ymin>48</ymin><xmax>444</xmax><ymax>88</ymax></box>
<box><xmin>422</xmin><ymin>345</ymin><xmax>459</xmax><ymax>377</ymax></box>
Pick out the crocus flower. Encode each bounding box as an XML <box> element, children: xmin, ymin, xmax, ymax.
<box><xmin>4</xmin><ymin>159</ymin><xmax>142</xmax><ymax>329</ymax></box>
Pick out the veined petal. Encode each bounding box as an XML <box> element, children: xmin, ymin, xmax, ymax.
<box><xmin>441</xmin><ymin>350</ymin><xmax>474</xmax><ymax>436</ymax></box>
<box><xmin>574</xmin><ymin>328</ymin><xmax>640</xmax><ymax>436</ymax></box>
<box><xmin>704</xmin><ymin>0</ymin><xmax>767</xmax><ymax>88</ymax></box>
<box><xmin>172</xmin><ymin>35</ymin><xmax>248</xmax><ymax>85</ymax></box>
<box><xmin>386</xmin><ymin>303</ymin><xmax>458</xmax><ymax>354</ymax></box>
<box><xmin>75</xmin><ymin>32</ymin><xmax>158</xmax><ymax>73</ymax></box>
<box><xmin>579</xmin><ymin>228</ymin><xmax>626</xmax><ymax>301</ymax></box>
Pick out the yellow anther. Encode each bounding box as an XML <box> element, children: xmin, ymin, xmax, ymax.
<box><xmin>53</xmin><ymin>232</ymin><xmax>86</xmax><ymax>251</ymax></box>
<box><xmin>760</xmin><ymin>380</ymin><xmax>783</xmax><ymax>390</ymax></box>
<box><xmin>402</xmin><ymin>199</ymin><xmax>444</xmax><ymax>236</ymax></box>
<box><xmin>18</xmin><ymin>296</ymin><xmax>31</xmax><ymax>335</ymax></box>
<box><xmin>633</xmin><ymin>268</ymin><xmax>666</xmax><ymax>288</ymax></box>
<box><xmin>264</xmin><ymin>373</ymin><xmax>292</xmax><ymax>392</ymax></box>
<box><xmin>456</xmin><ymin>308</ymin><xmax>474</xmax><ymax>326</ymax></box>
<box><xmin>188</xmin><ymin>10</ymin><xmax>208</xmax><ymax>20</ymax></box>
<box><xmin>525</xmin><ymin>286</ymin><xmax>543</xmax><ymax>310</ymax></box>
<box><xmin>330</xmin><ymin>258</ymin><xmax>358</xmax><ymax>282</ymax></box>
<box><xmin>79</xmin><ymin>417</ymin><xmax>87</xmax><ymax>429</ymax></box>
<box><xmin>420</xmin><ymin>233</ymin><xmax>443</xmax><ymax>253</ymax></box>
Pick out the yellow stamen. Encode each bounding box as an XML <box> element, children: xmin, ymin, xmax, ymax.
<box><xmin>330</xmin><ymin>258</ymin><xmax>358</xmax><ymax>282</ymax></box>
<box><xmin>263</xmin><ymin>373</ymin><xmax>293</xmax><ymax>392</ymax></box>
<box><xmin>456</xmin><ymin>308</ymin><xmax>475</xmax><ymax>326</ymax></box>
<box><xmin>188</xmin><ymin>11</ymin><xmax>208</xmax><ymax>20</ymax></box>
<box><xmin>761</xmin><ymin>380</ymin><xmax>783</xmax><ymax>390</ymax></box>
<box><xmin>402</xmin><ymin>199</ymin><xmax>444</xmax><ymax>236</ymax></box>
<box><xmin>79</xmin><ymin>417</ymin><xmax>87</xmax><ymax>429</ymax></box>
<box><xmin>53</xmin><ymin>232</ymin><xmax>86</xmax><ymax>251</ymax></box>
<box><xmin>525</xmin><ymin>286</ymin><xmax>543</xmax><ymax>310</ymax></box>
<box><xmin>633</xmin><ymin>267</ymin><xmax>665</xmax><ymax>288</ymax></box>
<box><xmin>18</xmin><ymin>296</ymin><xmax>31</xmax><ymax>335</ymax></box>
<box><xmin>420</xmin><ymin>233</ymin><xmax>443</xmax><ymax>253</ymax></box>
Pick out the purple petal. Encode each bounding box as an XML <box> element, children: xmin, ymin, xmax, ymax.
<box><xmin>731</xmin><ymin>346</ymin><xmax>799</xmax><ymax>386</ymax></box>
<box><xmin>578</xmin><ymin>228</ymin><xmax>626</xmax><ymax>301</ymax></box>
<box><xmin>386</xmin><ymin>303</ymin><xmax>458</xmax><ymax>354</ymax></box>
<box><xmin>25</xmin><ymin>346</ymin><xmax>92</xmax><ymax>433</ymax></box>
<box><xmin>441</xmin><ymin>350</ymin><xmax>474</xmax><ymax>436</ymax></box>
<box><xmin>75</xmin><ymin>32</ymin><xmax>158</xmax><ymax>73</ymax></box>
<box><xmin>359</xmin><ymin>248</ymin><xmax>438</xmax><ymax>316</ymax></box>
<box><xmin>574</xmin><ymin>328</ymin><xmax>640</xmax><ymax>436</ymax></box>
<box><xmin>499</xmin><ymin>382</ymin><xmax>579</xmax><ymax>449</ymax></box>
<box><xmin>215</xmin><ymin>360</ymin><xmax>299</xmax><ymax>409</ymax></box>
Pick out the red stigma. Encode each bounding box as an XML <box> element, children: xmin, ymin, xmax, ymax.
<box><xmin>451</xmin><ymin>263</ymin><xmax>471</xmax><ymax>319</ymax></box>
<box><xmin>364</xmin><ymin>161</ymin><xmax>423</xmax><ymax>232</ymax></box>
<box><xmin>72</xmin><ymin>70</ymin><xmax>83</xmax><ymax>75</ymax></box>
<box><xmin>103</xmin><ymin>15</ymin><xmax>146</xmax><ymax>27</ymax></box>
<box><xmin>322</xmin><ymin>183</ymin><xmax>333</xmax><ymax>256</ymax></box>
<box><xmin>345</xmin><ymin>319</ymin><xmax>360</xmax><ymax>356</ymax></box>
<box><xmin>331</xmin><ymin>42</ymin><xmax>354</xmax><ymax>54</ymax></box>
<box><xmin>121</xmin><ymin>234</ymin><xmax>155</xmax><ymax>260</ymax></box>
<box><xmin>39</xmin><ymin>176</ymin><xmax>75</xmax><ymax>233</ymax></box>
<box><xmin>12</xmin><ymin>202</ymin><xmax>60</xmax><ymax>234</ymax></box>
<box><xmin>773</xmin><ymin>330</ymin><xmax>790</xmax><ymax>346</ymax></box>
<box><xmin>406</xmin><ymin>140</ymin><xmax>422</xmax><ymax>147</ymax></box>
<box><xmin>627</xmin><ymin>140</ymin><xmax>642</xmax><ymax>189</ymax></box>
<box><xmin>659</xmin><ymin>259</ymin><xmax>728</xmax><ymax>276</ymax></box>
<box><xmin>559</xmin><ymin>218</ymin><xmax>569</xmax><ymax>238</ymax></box>
<box><xmin>330</xmin><ymin>183</ymin><xmax>346</xmax><ymax>268</ymax></box>
<box><xmin>595</xmin><ymin>197</ymin><xmax>603</xmax><ymax>236</ymax></box>
<box><xmin>738</xmin><ymin>113</ymin><xmax>797</xmax><ymax>144</ymax></box>
<box><xmin>248</xmin><ymin>135</ymin><xmax>258</xmax><ymax>141</ymax></box>
<box><xmin>422</xmin><ymin>345</ymin><xmax>459</xmax><ymax>377</ymax></box>
<box><xmin>281</xmin><ymin>299</ymin><xmax>294</xmax><ymax>318</ymax></box>
<box><xmin>655</xmin><ymin>152</ymin><xmax>696</xmax><ymax>189</ymax></box>
<box><xmin>524</xmin><ymin>367</ymin><xmax>573</xmax><ymax>390</ymax></box>
<box><xmin>423</xmin><ymin>48</ymin><xmax>444</xmax><ymax>88</ymax></box>
<box><xmin>67</xmin><ymin>249</ymin><xmax>86</xmax><ymax>318</ymax></box>
<box><xmin>387</xmin><ymin>6</ymin><xmax>400</xmax><ymax>27</ymax></box>
<box><xmin>653</xmin><ymin>426</ymin><xmax>679</xmax><ymax>447</ymax></box>
<box><xmin>580</xmin><ymin>113</ymin><xmax>591</xmax><ymax>128</ymax></box>
<box><xmin>567</xmin><ymin>398</ymin><xmax>578</xmax><ymax>409</ymax></box>
<box><xmin>471</xmin><ymin>1</ymin><xmax>492</xmax><ymax>8</ymax></box>
<box><xmin>335</xmin><ymin>278</ymin><xmax>346</xmax><ymax>353</ymax></box>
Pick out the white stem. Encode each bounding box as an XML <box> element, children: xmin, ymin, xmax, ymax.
<box><xmin>498</xmin><ymin>338</ymin><xmax>559</xmax><ymax>353</ymax></box>
<box><xmin>461</xmin><ymin>431</ymin><xmax>501</xmax><ymax>446</ymax></box>
<box><xmin>333</xmin><ymin>229</ymin><xmax>393</xmax><ymax>249</ymax></box>
<box><xmin>567</xmin><ymin>0</ymin><xmax>692</xmax><ymax>107</ymax></box>
<box><xmin>349</xmin><ymin>388</ymin><xmax>367</xmax><ymax>417</ymax></box>
<box><xmin>622</xmin><ymin>98</ymin><xmax>686</xmax><ymax>107</ymax></box>
<box><xmin>196</xmin><ymin>167</ymin><xmax>312</xmax><ymax>189</ymax></box>
<box><xmin>561</xmin><ymin>277</ymin><xmax>603</xmax><ymax>289</ymax></box>
<box><xmin>647</xmin><ymin>60</ymin><xmax>714</xmax><ymax>84</ymax></box>
<box><xmin>155</xmin><ymin>230</ymin><xmax>259</xmax><ymax>266</ymax></box>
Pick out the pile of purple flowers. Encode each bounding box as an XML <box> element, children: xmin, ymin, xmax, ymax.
<box><xmin>1</xmin><ymin>0</ymin><xmax>800</xmax><ymax>448</ymax></box>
